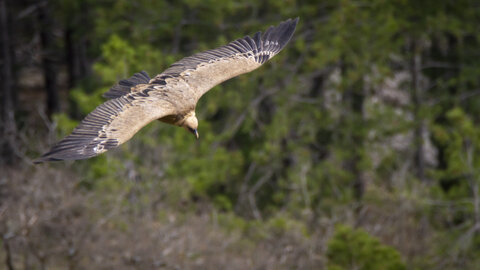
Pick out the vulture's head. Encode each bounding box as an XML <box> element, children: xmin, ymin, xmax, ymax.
<box><xmin>182</xmin><ymin>113</ymin><xmax>199</xmax><ymax>139</ymax></box>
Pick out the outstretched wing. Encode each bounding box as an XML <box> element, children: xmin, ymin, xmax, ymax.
<box><xmin>103</xmin><ymin>71</ymin><xmax>151</xmax><ymax>99</ymax></box>
<box><xmin>150</xmin><ymin>18</ymin><xmax>299</xmax><ymax>100</ymax></box>
<box><xmin>35</xmin><ymin>91</ymin><xmax>176</xmax><ymax>163</ymax></box>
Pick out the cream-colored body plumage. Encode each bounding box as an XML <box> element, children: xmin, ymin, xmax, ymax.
<box><xmin>36</xmin><ymin>18</ymin><xmax>298</xmax><ymax>162</ymax></box>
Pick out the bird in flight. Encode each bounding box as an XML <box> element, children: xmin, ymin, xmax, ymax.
<box><xmin>35</xmin><ymin>18</ymin><xmax>299</xmax><ymax>163</ymax></box>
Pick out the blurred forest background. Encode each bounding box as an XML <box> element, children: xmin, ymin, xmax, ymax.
<box><xmin>1</xmin><ymin>0</ymin><xmax>480</xmax><ymax>269</ymax></box>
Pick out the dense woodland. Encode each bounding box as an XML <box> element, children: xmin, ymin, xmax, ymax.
<box><xmin>1</xmin><ymin>0</ymin><xmax>480</xmax><ymax>269</ymax></box>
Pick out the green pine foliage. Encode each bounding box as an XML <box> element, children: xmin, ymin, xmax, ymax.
<box><xmin>327</xmin><ymin>225</ymin><xmax>405</xmax><ymax>270</ymax></box>
<box><xmin>19</xmin><ymin>0</ymin><xmax>480</xmax><ymax>268</ymax></box>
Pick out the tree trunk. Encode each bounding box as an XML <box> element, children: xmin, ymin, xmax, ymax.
<box><xmin>38</xmin><ymin>1</ymin><xmax>59</xmax><ymax>116</ymax></box>
<box><xmin>410</xmin><ymin>40</ymin><xmax>426</xmax><ymax>182</ymax></box>
<box><xmin>65</xmin><ymin>2</ymin><xmax>90</xmax><ymax>89</ymax></box>
<box><xmin>0</xmin><ymin>0</ymin><xmax>17</xmax><ymax>165</ymax></box>
<box><xmin>340</xmin><ymin>56</ymin><xmax>366</xmax><ymax>201</ymax></box>
<box><xmin>65</xmin><ymin>26</ymin><xmax>77</xmax><ymax>89</ymax></box>
<box><xmin>351</xmin><ymin>87</ymin><xmax>365</xmax><ymax>201</ymax></box>
<box><xmin>2</xmin><ymin>237</ymin><xmax>14</xmax><ymax>270</ymax></box>
<box><xmin>78</xmin><ymin>0</ymin><xmax>90</xmax><ymax>78</ymax></box>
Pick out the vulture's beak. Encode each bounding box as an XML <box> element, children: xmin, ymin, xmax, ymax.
<box><xmin>187</xmin><ymin>127</ymin><xmax>199</xmax><ymax>139</ymax></box>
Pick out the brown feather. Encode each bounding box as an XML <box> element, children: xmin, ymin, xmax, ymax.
<box><xmin>35</xmin><ymin>91</ymin><xmax>178</xmax><ymax>162</ymax></box>
<box><xmin>36</xmin><ymin>18</ymin><xmax>298</xmax><ymax>162</ymax></box>
<box><xmin>150</xmin><ymin>18</ymin><xmax>299</xmax><ymax>100</ymax></box>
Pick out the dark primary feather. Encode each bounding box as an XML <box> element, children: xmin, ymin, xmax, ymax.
<box><xmin>36</xmin><ymin>18</ymin><xmax>298</xmax><ymax>163</ymax></box>
<box><xmin>103</xmin><ymin>71</ymin><xmax>151</xmax><ymax>99</ymax></box>
<box><xmin>34</xmin><ymin>97</ymin><xmax>132</xmax><ymax>162</ymax></box>
<box><xmin>150</xmin><ymin>17</ymin><xmax>299</xmax><ymax>85</ymax></box>
<box><xmin>35</xmin><ymin>89</ymin><xmax>177</xmax><ymax>163</ymax></box>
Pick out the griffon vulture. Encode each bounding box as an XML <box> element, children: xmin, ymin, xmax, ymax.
<box><xmin>35</xmin><ymin>18</ymin><xmax>298</xmax><ymax>163</ymax></box>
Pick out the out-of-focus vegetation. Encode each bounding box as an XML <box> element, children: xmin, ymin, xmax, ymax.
<box><xmin>1</xmin><ymin>0</ymin><xmax>480</xmax><ymax>269</ymax></box>
<box><xmin>327</xmin><ymin>225</ymin><xmax>405</xmax><ymax>270</ymax></box>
